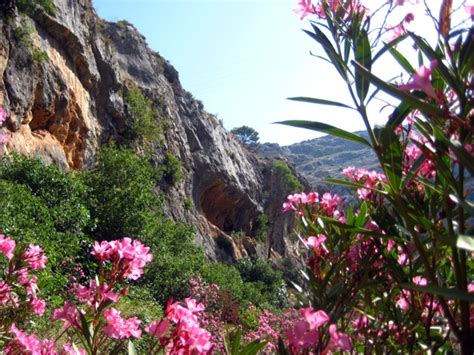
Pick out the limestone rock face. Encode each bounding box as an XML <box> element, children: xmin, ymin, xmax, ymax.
<box><xmin>0</xmin><ymin>0</ymin><xmax>301</xmax><ymax>261</ymax></box>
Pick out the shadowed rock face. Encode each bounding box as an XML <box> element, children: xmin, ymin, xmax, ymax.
<box><xmin>0</xmin><ymin>0</ymin><xmax>301</xmax><ymax>261</ymax></box>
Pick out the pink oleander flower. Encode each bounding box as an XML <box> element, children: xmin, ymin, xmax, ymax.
<box><xmin>286</xmin><ymin>319</ymin><xmax>319</xmax><ymax>350</ymax></box>
<box><xmin>325</xmin><ymin>324</ymin><xmax>353</xmax><ymax>352</ymax></box>
<box><xmin>0</xmin><ymin>107</ymin><xmax>6</xmax><ymax>124</ymax></box>
<box><xmin>294</xmin><ymin>0</ymin><xmax>315</xmax><ymax>20</ymax></box>
<box><xmin>103</xmin><ymin>307</ymin><xmax>142</xmax><ymax>339</ymax></box>
<box><xmin>466</xmin><ymin>5</ymin><xmax>474</xmax><ymax>19</ymax></box>
<box><xmin>91</xmin><ymin>238</ymin><xmax>153</xmax><ymax>281</ymax></box>
<box><xmin>22</xmin><ymin>244</ymin><xmax>47</xmax><ymax>270</ymax></box>
<box><xmin>0</xmin><ymin>280</ymin><xmax>12</xmax><ymax>305</ymax></box>
<box><xmin>305</xmin><ymin>234</ymin><xmax>327</xmax><ymax>254</ymax></box>
<box><xmin>386</xmin><ymin>23</ymin><xmax>406</xmax><ymax>42</ymax></box>
<box><xmin>63</xmin><ymin>343</ymin><xmax>86</xmax><ymax>355</ymax></box>
<box><xmin>286</xmin><ymin>307</ymin><xmax>330</xmax><ymax>351</ymax></box>
<box><xmin>7</xmin><ymin>324</ymin><xmax>57</xmax><ymax>355</ymax></box>
<box><xmin>399</xmin><ymin>60</ymin><xmax>438</xmax><ymax>100</ymax></box>
<box><xmin>51</xmin><ymin>302</ymin><xmax>81</xmax><ymax>329</ymax></box>
<box><xmin>146</xmin><ymin>319</ymin><xmax>170</xmax><ymax>338</ymax></box>
<box><xmin>0</xmin><ymin>234</ymin><xmax>16</xmax><ymax>260</ymax></box>
<box><xmin>302</xmin><ymin>308</ymin><xmax>330</xmax><ymax>330</ymax></box>
<box><xmin>31</xmin><ymin>297</ymin><xmax>46</xmax><ymax>316</ymax></box>
<box><xmin>164</xmin><ymin>299</ymin><xmax>213</xmax><ymax>353</ymax></box>
<box><xmin>73</xmin><ymin>280</ymin><xmax>119</xmax><ymax>307</ymax></box>
<box><xmin>0</xmin><ymin>133</ymin><xmax>9</xmax><ymax>145</ymax></box>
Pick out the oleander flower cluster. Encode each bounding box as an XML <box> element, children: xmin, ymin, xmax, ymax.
<box><xmin>1</xmin><ymin>236</ymin><xmax>214</xmax><ymax>354</ymax></box>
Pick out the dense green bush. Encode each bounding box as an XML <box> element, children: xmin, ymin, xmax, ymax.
<box><xmin>235</xmin><ymin>257</ymin><xmax>288</xmax><ymax>309</ymax></box>
<box><xmin>124</xmin><ymin>86</ymin><xmax>163</xmax><ymax>146</ymax></box>
<box><xmin>0</xmin><ymin>154</ymin><xmax>91</xmax><ymax>234</ymax></box>
<box><xmin>17</xmin><ymin>0</ymin><xmax>56</xmax><ymax>16</ymax></box>
<box><xmin>0</xmin><ymin>180</ymin><xmax>85</xmax><ymax>304</ymax></box>
<box><xmin>83</xmin><ymin>146</ymin><xmax>159</xmax><ymax>241</ymax></box>
<box><xmin>83</xmin><ymin>145</ymin><xmax>204</xmax><ymax>305</ymax></box>
<box><xmin>140</xmin><ymin>219</ymin><xmax>205</xmax><ymax>305</ymax></box>
<box><xmin>160</xmin><ymin>152</ymin><xmax>184</xmax><ymax>186</ymax></box>
<box><xmin>201</xmin><ymin>260</ymin><xmax>287</xmax><ymax>310</ymax></box>
<box><xmin>272</xmin><ymin>159</ymin><xmax>303</xmax><ymax>193</ymax></box>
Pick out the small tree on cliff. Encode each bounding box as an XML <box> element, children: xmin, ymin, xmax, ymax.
<box><xmin>231</xmin><ymin>125</ymin><xmax>260</xmax><ymax>146</ymax></box>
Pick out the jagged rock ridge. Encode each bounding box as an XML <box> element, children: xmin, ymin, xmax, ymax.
<box><xmin>259</xmin><ymin>133</ymin><xmax>378</xmax><ymax>195</ymax></box>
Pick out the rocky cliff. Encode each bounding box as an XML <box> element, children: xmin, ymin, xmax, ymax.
<box><xmin>0</xmin><ymin>0</ymin><xmax>300</xmax><ymax>261</ymax></box>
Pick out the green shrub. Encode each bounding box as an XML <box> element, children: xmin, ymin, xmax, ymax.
<box><xmin>272</xmin><ymin>159</ymin><xmax>304</xmax><ymax>193</ymax></box>
<box><xmin>83</xmin><ymin>146</ymin><xmax>159</xmax><ymax>240</ymax></box>
<box><xmin>0</xmin><ymin>180</ymin><xmax>84</xmax><ymax>304</ymax></box>
<box><xmin>0</xmin><ymin>154</ymin><xmax>91</xmax><ymax>235</ymax></box>
<box><xmin>254</xmin><ymin>214</ymin><xmax>269</xmax><ymax>242</ymax></box>
<box><xmin>140</xmin><ymin>219</ymin><xmax>205</xmax><ymax>305</ymax></box>
<box><xmin>31</xmin><ymin>48</ymin><xmax>48</xmax><ymax>64</ymax></box>
<box><xmin>236</xmin><ymin>257</ymin><xmax>288</xmax><ymax>309</ymax></box>
<box><xmin>124</xmin><ymin>86</ymin><xmax>162</xmax><ymax>146</ymax></box>
<box><xmin>17</xmin><ymin>0</ymin><xmax>56</xmax><ymax>16</ymax></box>
<box><xmin>160</xmin><ymin>152</ymin><xmax>184</xmax><ymax>186</ymax></box>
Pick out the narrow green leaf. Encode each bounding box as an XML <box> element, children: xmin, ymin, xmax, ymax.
<box><xmin>389</xmin><ymin>47</ymin><xmax>415</xmax><ymax>73</ymax></box>
<box><xmin>400</xmin><ymin>283</ymin><xmax>474</xmax><ymax>302</ymax></box>
<box><xmin>354</xmin><ymin>30</ymin><xmax>372</xmax><ymax>101</ymax></box>
<box><xmin>379</xmin><ymin>126</ymin><xmax>403</xmax><ymax>190</ymax></box>
<box><xmin>275</xmin><ymin>120</ymin><xmax>372</xmax><ymax>147</ymax></box>
<box><xmin>305</xmin><ymin>26</ymin><xmax>348</xmax><ymax>79</ymax></box>
<box><xmin>78</xmin><ymin>312</ymin><xmax>92</xmax><ymax>345</ymax></box>
<box><xmin>128</xmin><ymin>341</ymin><xmax>137</xmax><ymax>355</ymax></box>
<box><xmin>277</xmin><ymin>337</ymin><xmax>289</xmax><ymax>355</ymax></box>
<box><xmin>352</xmin><ymin>61</ymin><xmax>444</xmax><ymax>117</ymax></box>
<box><xmin>449</xmin><ymin>194</ymin><xmax>474</xmax><ymax>215</ymax></box>
<box><xmin>373</xmin><ymin>34</ymin><xmax>409</xmax><ymax>62</ymax></box>
<box><xmin>446</xmin><ymin>139</ymin><xmax>474</xmax><ymax>176</ymax></box>
<box><xmin>387</xmin><ymin>101</ymin><xmax>412</xmax><ymax>128</ymax></box>
<box><xmin>408</xmin><ymin>32</ymin><xmax>459</xmax><ymax>92</ymax></box>
<box><xmin>241</xmin><ymin>341</ymin><xmax>268</xmax><ymax>355</ymax></box>
<box><xmin>355</xmin><ymin>201</ymin><xmax>368</xmax><ymax>226</ymax></box>
<box><xmin>456</xmin><ymin>234</ymin><xmax>474</xmax><ymax>252</ymax></box>
<box><xmin>287</xmin><ymin>96</ymin><xmax>354</xmax><ymax>109</ymax></box>
<box><xmin>232</xmin><ymin>329</ymin><xmax>242</xmax><ymax>355</ymax></box>
<box><xmin>459</xmin><ymin>27</ymin><xmax>474</xmax><ymax>76</ymax></box>
<box><xmin>402</xmin><ymin>155</ymin><xmax>425</xmax><ymax>190</ymax></box>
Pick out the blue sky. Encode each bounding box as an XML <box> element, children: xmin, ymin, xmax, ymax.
<box><xmin>91</xmin><ymin>0</ymin><xmax>466</xmax><ymax>145</ymax></box>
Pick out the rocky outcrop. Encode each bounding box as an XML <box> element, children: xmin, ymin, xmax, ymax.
<box><xmin>0</xmin><ymin>0</ymin><xmax>300</xmax><ymax>261</ymax></box>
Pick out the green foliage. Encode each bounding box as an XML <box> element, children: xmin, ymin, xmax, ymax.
<box><xmin>160</xmin><ymin>152</ymin><xmax>184</xmax><ymax>186</ymax></box>
<box><xmin>0</xmin><ymin>155</ymin><xmax>92</xmax><ymax>303</ymax></box>
<box><xmin>239</xmin><ymin>306</ymin><xmax>260</xmax><ymax>331</ymax></box>
<box><xmin>254</xmin><ymin>214</ymin><xmax>269</xmax><ymax>242</ymax></box>
<box><xmin>13</xmin><ymin>20</ymin><xmax>34</xmax><ymax>46</ymax></box>
<box><xmin>83</xmin><ymin>146</ymin><xmax>158</xmax><ymax>241</ymax></box>
<box><xmin>272</xmin><ymin>160</ymin><xmax>304</xmax><ymax>193</ymax></box>
<box><xmin>184</xmin><ymin>197</ymin><xmax>193</xmax><ymax>210</ymax></box>
<box><xmin>83</xmin><ymin>145</ymin><xmax>203</xmax><ymax>306</ymax></box>
<box><xmin>31</xmin><ymin>48</ymin><xmax>48</xmax><ymax>65</ymax></box>
<box><xmin>141</xmin><ymin>219</ymin><xmax>205</xmax><ymax>305</ymax></box>
<box><xmin>124</xmin><ymin>86</ymin><xmax>163</xmax><ymax>146</ymax></box>
<box><xmin>202</xmin><ymin>259</ymin><xmax>287</xmax><ymax>310</ymax></box>
<box><xmin>17</xmin><ymin>0</ymin><xmax>56</xmax><ymax>16</ymax></box>
<box><xmin>231</xmin><ymin>126</ymin><xmax>260</xmax><ymax>146</ymax></box>
<box><xmin>235</xmin><ymin>257</ymin><xmax>288</xmax><ymax>309</ymax></box>
<box><xmin>0</xmin><ymin>154</ymin><xmax>91</xmax><ymax>235</ymax></box>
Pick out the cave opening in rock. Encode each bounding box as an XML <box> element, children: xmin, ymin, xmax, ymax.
<box><xmin>199</xmin><ymin>179</ymin><xmax>256</xmax><ymax>235</ymax></box>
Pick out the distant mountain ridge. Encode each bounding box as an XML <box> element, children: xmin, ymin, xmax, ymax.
<box><xmin>258</xmin><ymin>132</ymin><xmax>378</xmax><ymax>194</ymax></box>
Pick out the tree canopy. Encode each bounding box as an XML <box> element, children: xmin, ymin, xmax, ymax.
<box><xmin>231</xmin><ymin>125</ymin><xmax>260</xmax><ymax>146</ymax></box>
